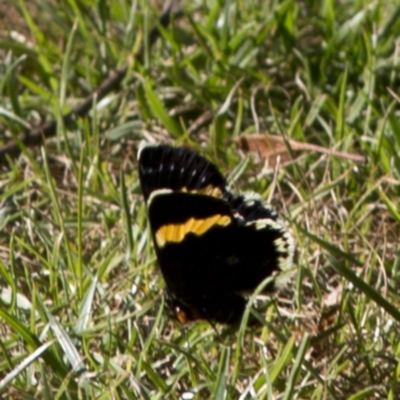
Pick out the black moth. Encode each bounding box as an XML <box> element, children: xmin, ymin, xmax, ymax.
<box><xmin>138</xmin><ymin>144</ymin><xmax>294</xmax><ymax>325</ymax></box>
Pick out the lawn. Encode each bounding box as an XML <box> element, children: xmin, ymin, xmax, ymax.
<box><xmin>1</xmin><ymin>0</ymin><xmax>400</xmax><ymax>399</ymax></box>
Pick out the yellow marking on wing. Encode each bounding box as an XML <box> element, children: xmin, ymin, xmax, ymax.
<box><xmin>155</xmin><ymin>214</ymin><xmax>231</xmax><ymax>247</ymax></box>
<box><xmin>180</xmin><ymin>185</ymin><xmax>223</xmax><ymax>198</ymax></box>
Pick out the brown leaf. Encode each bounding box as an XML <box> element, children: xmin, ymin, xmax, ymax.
<box><xmin>236</xmin><ymin>134</ymin><xmax>367</xmax><ymax>167</ymax></box>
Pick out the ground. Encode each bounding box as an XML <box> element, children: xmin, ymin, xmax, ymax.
<box><xmin>0</xmin><ymin>1</ymin><xmax>400</xmax><ymax>399</ymax></box>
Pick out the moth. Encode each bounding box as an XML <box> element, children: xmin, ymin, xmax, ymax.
<box><xmin>138</xmin><ymin>144</ymin><xmax>294</xmax><ymax>325</ymax></box>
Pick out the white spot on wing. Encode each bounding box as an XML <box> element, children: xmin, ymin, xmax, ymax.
<box><xmin>242</xmin><ymin>192</ymin><xmax>262</xmax><ymax>202</ymax></box>
<box><xmin>250</xmin><ymin>215</ymin><xmax>295</xmax><ymax>279</ymax></box>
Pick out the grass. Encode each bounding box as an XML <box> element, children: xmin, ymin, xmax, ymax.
<box><xmin>1</xmin><ymin>0</ymin><xmax>400</xmax><ymax>398</ymax></box>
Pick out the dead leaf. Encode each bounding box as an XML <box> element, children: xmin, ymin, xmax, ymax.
<box><xmin>236</xmin><ymin>134</ymin><xmax>367</xmax><ymax>167</ymax></box>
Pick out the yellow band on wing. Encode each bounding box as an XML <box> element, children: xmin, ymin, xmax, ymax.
<box><xmin>180</xmin><ymin>185</ymin><xmax>223</xmax><ymax>198</ymax></box>
<box><xmin>155</xmin><ymin>214</ymin><xmax>231</xmax><ymax>247</ymax></box>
